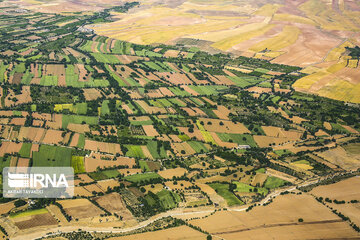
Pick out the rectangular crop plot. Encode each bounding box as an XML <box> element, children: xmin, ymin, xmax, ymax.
<box><xmin>124</xmin><ymin>172</ymin><xmax>162</xmax><ymax>183</ymax></box>
<box><xmin>62</xmin><ymin>115</ymin><xmax>98</xmax><ymax>129</ymax></box>
<box><xmin>90</xmin><ymin>53</ymin><xmax>122</xmax><ymax>64</ymax></box>
<box><xmin>32</xmin><ymin>145</ymin><xmax>72</xmax><ymax>167</ymax></box>
<box><xmin>216</xmin><ymin>133</ymin><xmax>257</xmax><ymax>147</ymax></box>
<box><xmin>19</xmin><ymin>142</ymin><xmax>32</xmax><ymax>158</ymax></box>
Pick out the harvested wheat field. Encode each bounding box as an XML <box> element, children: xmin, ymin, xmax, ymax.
<box><xmin>311</xmin><ymin>176</ymin><xmax>360</xmax><ymax>201</ymax></box>
<box><xmin>96</xmin><ymin>179</ymin><xmax>120</xmax><ymax>191</ymax></box>
<box><xmin>310</xmin><ymin>177</ymin><xmax>360</xmax><ymax>228</ymax></box>
<box><xmin>158</xmin><ymin>167</ymin><xmax>188</xmax><ymax>179</ymax></box>
<box><xmin>316</xmin><ymin>146</ymin><xmax>360</xmax><ymax>171</ymax></box>
<box><xmin>84</xmin><ymin>139</ymin><xmax>122</xmax><ymax>155</ymax></box>
<box><xmin>190</xmin><ymin>194</ymin><xmax>359</xmax><ymax>239</ymax></box>
<box><xmin>142</xmin><ymin>125</ymin><xmax>159</xmax><ymax>137</ymax></box>
<box><xmin>57</xmin><ymin>198</ymin><xmax>104</xmax><ymax>220</ymax></box>
<box><xmin>200</xmin><ymin>118</ymin><xmax>250</xmax><ymax>134</ymax></box>
<box><xmin>85</xmin><ymin>154</ymin><xmax>135</xmax><ymax>172</ymax></box>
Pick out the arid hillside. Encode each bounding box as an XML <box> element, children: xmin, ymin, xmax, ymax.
<box><xmin>86</xmin><ymin>0</ymin><xmax>360</xmax><ymax>103</ymax></box>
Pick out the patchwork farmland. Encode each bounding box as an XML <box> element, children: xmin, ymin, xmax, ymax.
<box><xmin>0</xmin><ymin>1</ymin><xmax>358</xmax><ymax>240</ymax></box>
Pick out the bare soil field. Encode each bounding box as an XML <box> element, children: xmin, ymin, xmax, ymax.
<box><xmin>13</xmin><ymin>212</ymin><xmax>58</xmax><ymax>230</ymax></box>
<box><xmin>83</xmin><ymin>88</ymin><xmax>103</xmax><ymax>101</ymax></box>
<box><xmin>57</xmin><ymin>198</ymin><xmax>104</xmax><ymax>220</ymax></box>
<box><xmin>0</xmin><ymin>201</ymin><xmax>14</xmax><ymax>215</ymax></box>
<box><xmin>16</xmin><ymin>158</ymin><xmax>30</xmax><ymax>168</ymax></box>
<box><xmin>4</xmin><ymin>86</ymin><xmax>32</xmax><ymax>107</ymax></box>
<box><xmin>93</xmin><ymin>193</ymin><xmax>135</xmax><ymax>221</ymax></box>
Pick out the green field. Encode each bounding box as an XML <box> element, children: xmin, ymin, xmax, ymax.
<box><xmin>343</xmin><ymin>143</ymin><xmax>360</xmax><ymax>154</ymax></box>
<box><xmin>263</xmin><ymin>176</ymin><xmax>288</xmax><ymax>189</ymax></box>
<box><xmin>112</xmin><ymin>41</ymin><xmax>132</xmax><ymax>54</ymax></box>
<box><xmin>62</xmin><ymin>115</ymin><xmax>98</xmax><ymax>128</ymax></box>
<box><xmin>189</xmin><ymin>85</ymin><xmax>228</xmax><ymax>95</ymax></box>
<box><xmin>142</xmin><ymin>62</ymin><xmax>169</xmax><ymax>72</ymax></box>
<box><xmin>234</xmin><ymin>182</ymin><xmax>268</xmax><ymax>196</ymax></box>
<box><xmin>274</xmin><ymin>149</ymin><xmax>292</xmax><ymax>156</ymax></box>
<box><xmin>227</xmin><ymin>76</ymin><xmax>262</xmax><ymax>88</ymax></box>
<box><xmin>168</xmin><ymin>98</ymin><xmax>187</xmax><ymax>107</ymax></box>
<box><xmin>19</xmin><ymin>142</ymin><xmax>32</xmax><ymax>158</ymax></box>
<box><xmin>71</xmin><ymin>156</ymin><xmax>85</xmax><ymax>174</ymax></box>
<box><xmin>88</xmin><ymin>171</ymin><xmax>108</xmax><ymax>181</ymax></box>
<box><xmin>330</xmin><ymin>123</ymin><xmax>351</xmax><ymax>134</ymax></box>
<box><xmin>139</xmin><ymin>160</ymin><xmax>151</xmax><ymax>172</ymax></box>
<box><xmin>79</xmin><ymin>40</ymin><xmax>93</xmax><ymax>52</ymax></box>
<box><xmin>10</xmin><ymin>208</ymin><xmax>48</xmax><ymax>219</ymax></box>
<box><xmin>0</xmin><ymin>156</ymin><xmax>11</xmax><ymax>172</ymax></box>
<box><xmin>208</xmin><ymin>183</ymin><xmax>243</xmax><ymax>206</ymax></box>
<box><xmin>32</xmin><ymin>145</ymin><xmax>72</xmax><ymax>167</ymax></box>
<box><xmin>187</xmin><ymin>141</ymin><xmax>208</xmax><ymax>153</ymax></box>
<box><xmin>100</xmin><ymin>100</ymin><xmax>110</xmax><ymax>117</ymax></box>
<box><xmin>216</xmin><ymin>133</ymin><xmax>257</xmax><ymax>147</ymax></box>
<box><xmin>157</xmin><ymin>190</ymin><xmax>180</xmax><ymax>209</ymax></box>
<box><xmin>125</xmin><ymin>145</ymin><xmax>146</xmax><ymax>159</ymax></box>
<box><xmin>169</xmin><ymin>87</ymin><xmax>191</xmax><ymax>97</ymax></box>
<box><xmin>146</xmin><ymin>141</ymin><xmax>167</xmax><ymax>159</ymax></box>
<box><xmin>76</xmin><ymin>134</ymin><xmax>85</xmax><ymax>148</ymax></box>
<box><xmin>124</xmin><ymin>172</ymin><xmax>162</xmax><ymax>183</ymax></box>
<box><xmin>90</xmin><ymin>53</ymin><xmax>122</xmax><ymax>64</ymax></box>
<box><xmin>178</xmin><ymin>134</ymin><xmax>190</xmax><ymax>141</ymax></box>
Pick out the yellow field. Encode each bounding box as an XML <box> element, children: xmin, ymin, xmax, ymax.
<box><xmin>253</xmin><ymin>4</ymin><xmax>281</xmax><ymax>17</ymax></box>
<box><xmin>293</xmin><ymin>70</ymin><xmax>329</xmax><ymax>90</ymax></box>
<box><xmin>92</xmin><ymin>6</ymin><xmax>245</xmax><ymax>45</ymax></box>
<box><xmin>187</xmin><ymin>22</ymin><xmax>268</xmax><ymax>42</ymax></box>
<box><xmin>326</xmin><ymin>60</ymin><xmax>347</xmax><ymax>74</ymax></box>
<box><xmin>273</xmin><ymin>13</ymin><xmax>315</xmax><ymax>25</ymax></box>
<box><xmin>250</xmin><ymin>26</ymin><xmax>301</xmax><ymax>52</ymax></box>
<box><xmin>294</xmin><ymin>60</ymin><xmax>347</xmax><ymax>90</ymax></box>
<box><xmin>318</xmin><ymin>80</ymin><xmax>360</xmax><ymax>103</ymax></box>
<box><xmin>54</xmin><ymin>103</ymin><xmax>73</xmax><ymax>112</ymax></box>
<box><xmin>211</xmin><ymin>24</ymin><xmax>275</xmax><ymax>51</ymax></box>
<box><xmin>347</xmin><ymin>59</ymin><xmax>358</xmax><ymax>68</ymax></box>
<box><xmin>299</xmin><ymin>0</ymin><xmax>358</xmax><ymax>31</ymax></box>
<box><xmin>325</xmin><ymin>41</ymin><xmax>354</xmax><ymax>62</ymax></box>
<box><xmin>196</xmin><ymin>120</ymin><xmax>217</xmax><ymax>145</ymax></box>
